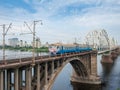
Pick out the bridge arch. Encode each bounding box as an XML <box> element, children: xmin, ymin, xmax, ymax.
<box><xmin>64</xmin><ymin>57</ymin><xmax>89</xmax><ymax>77</ymax></box>
<box><xmin>47</xmin><ymin>57</ymin><xmax>89</xmax><ymax>90</ymax></box>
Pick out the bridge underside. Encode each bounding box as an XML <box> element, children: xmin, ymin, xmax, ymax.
<box><xmin>70</xmin><ymin>60</ymin><xmax>88</xmax><ymax>78</ymax></box>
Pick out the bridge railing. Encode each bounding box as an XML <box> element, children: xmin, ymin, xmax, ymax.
<box><xmin>0</xmin><ymin>51</ymin><xmax>95</xmax><ymax>67</ymax></box>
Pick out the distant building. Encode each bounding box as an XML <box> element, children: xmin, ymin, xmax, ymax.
<box><xmin>35</xmin><ymin>38</ymin><xmax>41</xmax><ymax>48</ymax></box>
<box><xmin>19</xmin><ymin>40</ymin><xmax>23</xmax><ymax>47</ymax></box>
<box><xmin>24</xmin><ymin>41</ymin><xmax>28</xmax><ymax>47</ymax></box>
<box><xmin>8</xmin><ymin>38</ymin><xmax>19</xmax><ymax>47</ymax></box>
<box><xmin>44</xmin><ymin>42</ymin><xmax>49</xmax><ymax>47</ymax></box>
<box><xmin>31</xmin><ymin>38</ymin><xmax>41</xmax><ymax>48</ymax></box>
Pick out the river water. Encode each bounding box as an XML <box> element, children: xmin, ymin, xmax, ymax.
<box><xmin>0</xmin><ymin>50</ymin><xmax>48</xmax><ymax>60</ymax></box>
<box><xmin>52</xmin><ymin>55</ymin><xmax>120</xmax><ymax>90</ymax></box>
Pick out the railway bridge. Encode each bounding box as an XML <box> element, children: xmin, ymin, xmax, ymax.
<box><xmin>0</xmin><ymin>50</ymin><xmax>100</xmax><ymax>90</ymax></box>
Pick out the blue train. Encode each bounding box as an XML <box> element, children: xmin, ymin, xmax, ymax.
<box><xmin>49</xmin><ymin>44</ymin><xmax>92</xmax><ymax>55</ymax></box>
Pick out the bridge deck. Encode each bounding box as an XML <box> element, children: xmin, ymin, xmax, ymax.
<box><xmin>98</xmin><ymin>47</ymin><xmax>119</xmax><ymax>54</ymax></box>
<box><xmin>0</xmin><ymin>51</ymin><xmax>96</xmax><ymax>69</ymax></box>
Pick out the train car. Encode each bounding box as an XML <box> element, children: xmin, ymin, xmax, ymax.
<box><xmin>56</xmin><ymin>45</ymin><xmax>76</xmax><ymax>54</ymax></box>
<box><xmin>49</xmin><ymin>45</ymin><xmax>58</xmax><ymax>55</ymax></box>
<box><xmin>49</xmin><ymin>44</ymin><xmax>92</xmax><ymax>55</ymax></box>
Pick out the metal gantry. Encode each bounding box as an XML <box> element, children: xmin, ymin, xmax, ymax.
<box><xmin>86</xmin><ymin>29</ymin><xmax>117</xmax><ymax>51</ymax></box>
<box><xmin>23</xmin><ymin>20</ymin><xmax>43</xmax><ymax>66</ymax></box>
<box><xmin>0</xmin><ymin>23</ymin><xmax>12</xmax><ymax>64</ymax></box>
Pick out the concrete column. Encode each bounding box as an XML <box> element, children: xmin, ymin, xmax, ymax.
<box><xmin>57</xmin><ymin>60</ymin><xmax>60</xmax><ymax>68</ymax></box>
<box><xmin>102</xmin><ymin>54</ymin><xmax>113</xmax><ymax>63</ymax></box>
<box><xmin>34</xmin><ymin>66</ymin><xmax>37</xmax><ymax>77</ymax></box>
<box><xmin>0</xmin><ymin>70</ymin><xmax>4</xmax><ymax>90</ymax></box>
<box><xmin>14</xmin><ymin>68</ymin><xmax>19</xmax><ymax>90</ymax></box>
<box><xmin>26</xmin><ymin>67</ymin><xmax>32</xmax><ymax>90</ymax></box>
<box><xmin>5</xmin><ymin>70</ymin><xmax>7</xmax><ymax>90</ymax></box>
<box><xmin>91</xmin><ymin>52</ymin><xmax>97</xmax><ymax>76</ymax></box>
<box><xmin>111</xmin><ymin>51</ymin><xmax>118</xmax><ymax>60</ymax></box>
<box><xmin>87</xmin><ymin>55</ymin><xmax>91</xmax><ymax>74</ymax></box>
<box><xmin>37</xmin><ymin>64</ymin><xmax>40</xmax><ymax>90</ymax></box>
<box><xmin>19</xmin><ymin>69</ymin><xmax>22</xmax><ymax>90</ymax></box>
<box><xmin>52</xmin><ymin>61</ymin><xmax>54</xmax><ymax>74</ymax></box>
<box><xmin>90</xmin><ymin>52</ymin><xmax>101</xmax><ymax>84</ymax></box>
<box><xmin>7</xmin><ymin>70</ymin><xmax>11</xmax><ymax>90</ymax></box>
<box><xmin>45</xmin><ymin>62</ymin><xmax>48</xmax><ymax>85</ymax></box>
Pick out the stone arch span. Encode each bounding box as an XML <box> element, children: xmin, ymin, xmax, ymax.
<box><xmin>64</xmin><ymin>57</ymin><xmax>89</xmax><ymax>77</ymax></box>
<box><xmin>47</xmin><ymin>57</ymin><xmax>89</xmax><ymax>90</ymax></box>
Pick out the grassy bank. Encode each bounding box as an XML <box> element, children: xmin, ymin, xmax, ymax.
<box><xmin>0</xmin><ymin>45</ymin><xmax>49</xmax><ymax>52</ymax></box>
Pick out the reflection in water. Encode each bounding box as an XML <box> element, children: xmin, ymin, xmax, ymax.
<box><xmin>52</xmin><ymin>63</ymin><xmax>73</xmax><ymax>90</ymax></box>
<box><xmin>71</xmin><ymin>56</ymin><xmax>120</xmax><ymax>90</ymax></box>
<box><xmin>102</xmin><ymin>63</ymin><xmax>113</xmax><ymax>74</ymax></box>
<box><xmin>101</xmin><ymin>63</ymin><xmax>114</xmax><ymax>85</ymax></box>
<box><xmin>71</xmin><ymin>82</ymin><xmax>101</xmax><ymax>90</ymax></box>
<box><xmin>101</xmin><ymin>56</ymin><xmax>120</xmax><ymax>90</ymax></box>
<box><xmin>52</xmin><ymin>55</ymin><xmax>120</xmax><ymax>90</ymax></box>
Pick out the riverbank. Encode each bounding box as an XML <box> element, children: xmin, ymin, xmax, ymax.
<box><xmin>0</xmin><ymin>46</ymin><xmax>49</xmax><ymax>52</ymax></box>
<box><xmin>0</xmin><ymin>50</ymin><xmax>48</xmax><ymax>60</ymax></box>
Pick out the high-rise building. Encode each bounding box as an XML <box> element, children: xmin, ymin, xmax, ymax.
<box><xmin>35</xmin><ymin>38</ymin><xmax>41</xmax><ymax>48</ymax></box>
<box><xmin>19</xmin><ymin>40</ymin><xmax>23</xmax><ymax>47</ymax></box>
<box><xmin>8</xmin><ymin>38</ymin><xmax>19</xmax><ymax>47</ymax></box>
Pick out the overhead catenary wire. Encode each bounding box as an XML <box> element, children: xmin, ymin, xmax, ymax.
<box><xmin>0</xmin><ymin>17</ymin><xmax>46</xmax><ymax>45</ymax></box>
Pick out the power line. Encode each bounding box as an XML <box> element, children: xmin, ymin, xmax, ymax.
<box><xmin>0</xmin><ymin>23</ymin><xmax>12</xmax><ymax>65</ymax></box>
<box><xmin>23</xmin><ymin>20</ymin><xmax>43</xmax><ymax>66</ymax></box>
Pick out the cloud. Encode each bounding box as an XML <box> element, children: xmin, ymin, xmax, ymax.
<box><xmin>23</xmin><ymin>0</ymin><xmax>30</xmax><ymax>4</ymax></box>
<box><xmin>0</xmin><ymin>0</ymin><xmax>120</xmax><ymax>44</ymax></box>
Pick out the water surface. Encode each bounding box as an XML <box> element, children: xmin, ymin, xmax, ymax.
<box><xmin>52</xmin><ymin>55</ymin><xmax>120</xmax><ymax>90</ymax></box>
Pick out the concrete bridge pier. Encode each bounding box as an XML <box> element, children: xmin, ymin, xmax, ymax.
<box><xmin>71</xmin><ymin>52</ymin><xmax>101</xmax><ymax>85</ymax></box>
<box><xmin>14</xmin><ymin>68</ymin><xmax>19</xmax><ymax>90</ymax></box>
<box><xmin>26</xmin><ymin>66</ymin><xmax>32</xmax><ymax>90</ymax></box>
<box><xmin>101</xmin><ymin>54</ymin><xmax>113</xmax><ymax>63</ymax></box>
<box><xmin>111</xmin><ymin>51</ymin><xmax>118</xmax><ymax>60</ymax></box>
<box><xmin>89</xmin><ymin>53</ymin><xmax>100</xmax><ymax>82</ymax></box>
<box><xmin>44</xmin><ymin>62</ymin><xmax>48</xmax><ymax>90</ymax></box>
<box><xmin>57</xmin><ymin>60</ymin><xmax>60</xmax><ymax>68</ymax></box>
<box><xmin>7</xmin><ymin>69</ymin><xmax>19</xmax><ymax>90</ymax></box>
<box><xmin>19</xmin><ymin>69</ymin><xmax>23</xmax><ymax>90</ymax></box>
<box><xmin>7</xmin><ymin>69</ymin><xmax>13</xmax><ymax>90</ymax></box>
<box><xmin>36</xmin><ymin>64</ymin><xmax>40</xmax><ymax>90</ymax></box>
<box><xmin>51</xmin><ymin>61</ymin><xmax>54</xmax><ymax>74</ymax></box>
<box><xmin>45</xmin><ymin>62</ymin><xmax>48</xmax><ymax>85</ymax></box>
<box><xmin>6</xmin><ymin>68</ymin><xmax>26</xmax><ymax>90</ymax></box>
<box><xmin>0</xmin><ymin>70</ymin><xmax>4</xmax><ymax>90</ymax></box>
